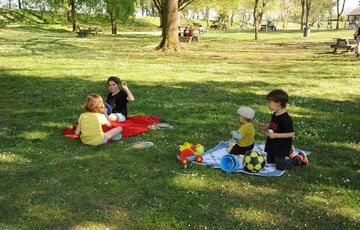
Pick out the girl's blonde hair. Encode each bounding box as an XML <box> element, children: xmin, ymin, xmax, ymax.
<box><xmin>84</xmin><ymin>94</ymin><xmax>105</xmax><ymax>113</ymax></box>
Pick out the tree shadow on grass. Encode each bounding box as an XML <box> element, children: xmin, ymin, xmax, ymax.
<box><xmin>0</xmin><ymin>70</ymin><xmax>359</xmax><ymax>228</ymax></box>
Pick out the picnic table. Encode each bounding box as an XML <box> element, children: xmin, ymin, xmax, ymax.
<box><xmin>330</xmin><ymin>38</ymin><xmax>356</xmax><ymax>53</ymax></box>
<box><xmin>76</xmin><ymin>26</ymin><xmax>101</xmax><ymax>37</ymax></box>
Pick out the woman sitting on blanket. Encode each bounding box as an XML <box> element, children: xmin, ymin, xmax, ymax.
<box><xmin>106</xmin><ymin>76</ymin><xmax>135</xmax><ymax>122</ymax></box>
<box><xmin>229</xmin><ymin>107</ymin><xmax>255</xmax><ymax>155</ymax></box>
<box><xmin>75</xmin><ymin>94</ymin><xmax>122</xmax><ymax>146</ymax></box>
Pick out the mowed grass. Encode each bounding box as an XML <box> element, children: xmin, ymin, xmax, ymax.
<box><xmin>0</xmin><ymin>22</ymin><xmax>360</xmax><ymax>229</ymax></box>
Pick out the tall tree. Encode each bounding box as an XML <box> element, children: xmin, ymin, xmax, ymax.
<box><xmin>66</xmin><ymin>0</ymin><xmax>76</xmax><ymax>32</ymax></box>
<box><xmin>18</xmin><ymin>0</ymin><xmax>21</xmax><ymax>9</ymax></box>
<box><xmin>253</xmin><ymin>0</ymin><xmax>271</xmax><ymax>40</ymax></box>
<box><xmin>300</xmin><ymin>0</ymin><xmax>305</xmax><ymax>30</ymax></box>
<box><xmin>304</xmin><ymin>0</ymin><xmax>312</xmax><ymax>28</ymax></box>
<box><xmin>190</xmin><ymin>0</ymin><xmax>213</xmax><ymax>27</ymax></box>
<box><xmin>213</xmin><ymin>0</ymin><xmax>242</xmax><ymax>27</ymax></box>
<box><xmin>335</xmin><ymin>0</ymin><xmax>346</xmax><ymax>29</ymax></box>
<box><xmin>157</xmin><ymin>0</ymin><xmax>181</xmax><ymax>51</ymax></box>
<box><xmin>258</xmin><ymin>0</ymin><xmax>271</xmax><ymax>26</ymax></box>
<box><xmin>105</xmin><ymin>0</ymin><xmax>135</xmax><ymax>35</ymax></box>
<box><xmin>153</xmin><ymin>0</ymin><xmax>192</xmax><ymax>30</ymax></box>
<box><xmin>153</xmin><ymin>0</ymin><xmax>193</xmax><ymax>51</ymax></box>
<box><xmin>253</xmin><ymin>0</ymin><xmax>260</xmax><ymax>40</ymax></box>
<box><xmin>279</xmin><ymin>0</ymin><xmax>295</xmax><ymax>28</ymax></box>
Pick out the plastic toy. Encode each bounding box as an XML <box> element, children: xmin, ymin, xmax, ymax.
<box><xmin>220</xmin><ymin>154</ymin><xmax>239</xmax><ymax>173</ymax></box>
<box><xmin>227</xmin><ymin>138</ymin><xmax>235</xmax><ymax>152</ymax></box>
<box><xmin>195</xmin><ymin>144</ymin><xmax>204</xmax><ymax>154</ymax></box>
<box><xmin>126</xmin><ymin>141</ymin><xmax>154</xmax><ymax>150</ymax></box>
<box><xmin>147</xmin><ymin>123</ymin><xmax>174</xmax><ymax>130</ymax></box>
<box><xmin>104</xmin><ymin>102</ymin><xmax>112</xmax><ymax>115</ymax></box>
<box><xmin>176</xmin><ymin>142</ymin><xmax>204</xmax><ymax>166</ymax></box>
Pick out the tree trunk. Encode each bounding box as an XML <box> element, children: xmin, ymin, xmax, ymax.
<box><xmin>110</xmin><ymin>12</ymin><xmax>117</xmax><ymax>35</ymax></box>
<box><xmin>230</xmin><ymin>13</ymin><xmax>234</xmax><ymax>27</ymax></box>
<box><xmin>205</xmin><ymin>7</ymin><xmax>210</xmax><ymax>27</ymax></box>
<box><xmin>157</xmin><ymin>0</ymin><xmax>181</xmax><ymax>51</ymax></box>
<box><xmin>67</xmin><ymin>0</ymin><xmax>76</xmax><ymax>32</ymax></box>
<box><xmin>254</xmin><ymin>0</ymin><xmax>259</xmax><ymax>40</ymax></box>
<box><xmin>71</xmin><ymin>0</ymin><xmax>76</xmax><ymax>32</ymax></box>
<box><xmin>300</xmin><ymin>0</ymin><xmax>305</xmax><ymax>30</ymax></box>
<box><xmin>8</xmin><ymin>0</ymin><xmax>11</xmax><ymax>8</ymax></box>
<box><xmin>240</xmin><ymin>11</ymin><xmax>246</xmax><ymax>29</ymax></box>
<box><xmin>154</xmin><ymin>0</ymin><xmax>164</xmax><ymax>28</ymax></box>
<box><xmin>18</xmin><ymin>0</ymin><xmax>21</xmax><ymax>9</ymax></box>
<box><xmin>282</xmin><ymin>4</ymin><xmax>291</xmax><ymax>29</ymax></box>
<box><xmin>336</xmin><ymin>0</ymin><xmax>346</xmax><ymax>29</ymax></box>
<box><xmin>159</xmin><ymin>9</ymin><xmax>165</xmax><ymax>34</ymax></box>
<box><xmin>67</xmin><ymin>2</ymin><xmax>71</xmax><ymax>22</ymax></box>
<box><xmin>305</xmin><ymin>0</ymin><xmax>311</xmax><ymax>28</ymax></box>
<box><xmin>259</xmin><ymin>12</ymin><xmax>264</xmax><ymax>27</ymax></box>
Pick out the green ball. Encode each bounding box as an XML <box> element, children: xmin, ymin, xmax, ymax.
<box><xmin>195</xmin><ymin>144</ymin><xmax>204</xmax><ymax>154</ymax></box>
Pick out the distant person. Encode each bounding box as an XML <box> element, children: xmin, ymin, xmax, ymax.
<box><xmin>354</xmin><ymin>23</ymin><xmax>360</xmax><ymax>57</ymax></box>
<box><xmin>75</xmin><ymin>94</ymin><xmax>122</xmax><ymax>146</ymax></box>
<box><xmin>188</xmin><ymin>26</ymin><xmax>194</xmax><ymax>37</ymax></box>
<box><xmin>229</xmin><ymin>107</ymin><xmax>255</xmax><ymax>155</ymax></box>
<box><xmin>258</xmin><ymin>89</ymin><xmax>308</xmax><ymax>170</ymax></box>
<box><xmin>267</xmin><ymin>21</ymin><xmax>276</xmax><ymax>31</ymax></box>
<box><xmin>106</xmin><ymin>76</ymin><xmax>135</xmax><ymax>122</ymax></box>
<box><xmin>317</xmin><ymin>20</ymin><xmax>322</xmax><ymax>30</ymax></box>
<box><xmin>183</xmin><ymin>26</ymin><xmax>188</xmax><ymax>36</ymax></box>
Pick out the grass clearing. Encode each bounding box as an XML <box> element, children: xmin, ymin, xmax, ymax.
<box><xmin>0</xmin><ymin>22</ymin><xmax>360</xmax><ymax>229</ymax></box>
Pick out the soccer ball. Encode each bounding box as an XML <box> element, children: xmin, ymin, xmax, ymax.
<box><xmin>243</xmin><ymin>150</ymin><xmax>266</xmax><ymax>173</ymax></box>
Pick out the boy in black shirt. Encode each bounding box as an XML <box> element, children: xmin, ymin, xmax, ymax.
<box><xmin>259</xmin><ymin>89</ymin><xmax>308</xmax><ymax>170</ymax></box>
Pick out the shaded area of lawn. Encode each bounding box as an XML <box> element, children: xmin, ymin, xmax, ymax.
<box><xmin>0</xmin><ymin>26</ymin><xmax>359</xmax><ymax>229</ymax></box>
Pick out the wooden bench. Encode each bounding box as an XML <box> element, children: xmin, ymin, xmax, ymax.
<box><xmin>330</xmin><ymin>44</ymin><xmax>354</xmax><ymax>53</ymax></box>
<box><xmin>210</xmin><ymin>24</ymin><xmax>220</xmax><ymax>29</ymax></box>
<box><xmin>331</xmin><ymin>38</ymin><xmax>356</xmax><ymax>53</ymax></box>
<box><xmin>179</xmin><ymin>35</ymin><xmax>199</xmax><ymax>42</ymax></box>
<box><xmin>76</xmin><ymin>27</ymin><xmax>100</xmax><ymax>37</ymax></box>
<box><xmin>260</xmin><ymin>24</ymin><xmax>267</xmax><ymax>31</ymax></box>
<box><xmin>221</xmin><ymin>23</ymin><xmax>228</xmax><ymax>29</ymax></box>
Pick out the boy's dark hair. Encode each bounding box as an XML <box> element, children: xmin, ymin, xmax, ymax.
<box><xmin>107</xmin><ymin>76</ymin><xmax>121</xmax><ymax>85</ymax></box>
<box><xmin>266</xmin><ymin>89</ymin><xmax>288</xmax><ymax>108</ymax></box>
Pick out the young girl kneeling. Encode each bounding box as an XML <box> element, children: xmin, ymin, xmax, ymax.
<box><xmin>75</xmin><ymin>94</ymin><xmax>122</xmax><ymax>146</ymax></box>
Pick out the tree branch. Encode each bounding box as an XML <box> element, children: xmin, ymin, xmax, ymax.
<box><xmin>179</xmin><ymin>0</ymin><xmax>193</xmax><ymax>11</ymax></box>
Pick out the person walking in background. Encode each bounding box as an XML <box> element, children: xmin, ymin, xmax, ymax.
<box><xmin>354</xmin><ymin>22</ymin><xmax>360</xmax><ymax>57</ymax></box>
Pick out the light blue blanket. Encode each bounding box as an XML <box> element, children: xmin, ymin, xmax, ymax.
<box><xmin>198</xmin><ymin>140</ymin><xmax>310</xmax><ymax>176</ymax></box>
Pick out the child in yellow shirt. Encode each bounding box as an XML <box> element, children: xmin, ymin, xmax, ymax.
<box><xmin>229</xmin><ymin>107</ymin><xmax>255</xmax><ymax>155</ymax></box>
<box><xmin>75</xmin><ymin>94</ymin><xmax>122</xmax><ymax>146</ymax></box>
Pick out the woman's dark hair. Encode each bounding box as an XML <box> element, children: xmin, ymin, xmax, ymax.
<box><xmin>107</xmin><ymin>76</ymin><xmax>121</xmax><ymax>85</ymax></box>
<box><xmin>266</xmin><ymin>89</ymin><xmax>289</xmax><ymax>108</ymax></box>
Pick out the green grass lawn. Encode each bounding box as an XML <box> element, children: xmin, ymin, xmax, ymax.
<box><xmin>0</xmin><ymin>21</ymin><xmax>360</xmax><ymax>229</ymax></box>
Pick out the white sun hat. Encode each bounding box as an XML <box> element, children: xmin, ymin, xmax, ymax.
<box><xmin>237</xmin><ymin>107</ymin><xmax>255</xmax><ymax>120</ymax></box>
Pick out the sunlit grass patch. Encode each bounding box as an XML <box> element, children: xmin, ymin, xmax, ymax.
<box><xmin>0</xmin><ymin>152</ymin><xmax>31</xmax><ymax>163</ymax></box>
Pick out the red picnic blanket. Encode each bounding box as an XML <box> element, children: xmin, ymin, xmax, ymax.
<box><xmin>62</xmin><ymin>115</ymin><xmax>160</xmax><ymax>141</ymax></box>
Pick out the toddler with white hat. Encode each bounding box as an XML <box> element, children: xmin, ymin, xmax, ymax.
<box><xmin>229</xmin><ymin>106</ymin><xmax>256</xmax><ymax>155</ymax></box>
